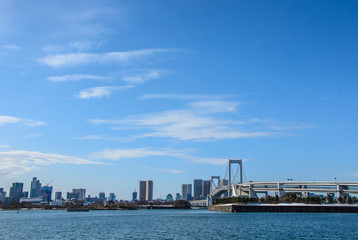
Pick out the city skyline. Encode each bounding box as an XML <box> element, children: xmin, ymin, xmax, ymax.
<box><xmin>1</xmin><ymin>1</ymin><xmax>358</xmax><ymax>199</ymax></box>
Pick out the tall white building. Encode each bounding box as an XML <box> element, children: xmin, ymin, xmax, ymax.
<box><xmin>73</xmin><ymin>188</ymin><xmax>86</xmax><ymax>200</ymax></box>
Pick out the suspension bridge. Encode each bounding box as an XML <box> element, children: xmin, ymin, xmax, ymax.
<box><xmin>209</xmin><ymin>159</ymin><xmax>358</xmax><ymax>203</ymax></box>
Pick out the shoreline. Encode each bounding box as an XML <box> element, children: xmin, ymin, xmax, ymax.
<box><xmin>209</xmin><ymin>203</ymin><xmax>358</xmax><ymax>213</ymax></box>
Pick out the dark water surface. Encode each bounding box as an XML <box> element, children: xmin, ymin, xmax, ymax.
<box><xmin>0</xmin><ymin>209</ymin><xmax>357</xmax><ymax>239</ymax></box>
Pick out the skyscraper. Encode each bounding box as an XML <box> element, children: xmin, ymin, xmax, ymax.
<box><xmin>40</xmin><ymin>186</ymin><xmax>53</xmax><ymax>203</ymax></box>
<box><xmin>203</xmin><ymin>180</ymin><xmax>211</xmax><ymax>197</ymax></box>
<box><xmin>99</xmin><ymin>192</ymin><xmax>106</xmax><ymax>202</ymax></box>
<box><xmin>30</xmin><ymin>177</ymin><xmax>41</xmax><ymax>198</ymax></box>
<box><xmin>146</xmin><ymin>180</ymin><xmax>153</xmax><ymax>201</ymax></box>
<box><xmin>73</xmin><ymin>188</ymin><xmax>86</xmax><ymax>200</ymax></box>
<box><xmin>132</xmin><ymin>190</ymin><xmax>138</xmax><ymax>202</ymax></box>
<box><xmin>139</xmin><ymin>181</ymin><xmax>146</xmax><ymax>201</ymax></box>
<box><xmin>139</xmin><ymin>180</ymin><xmax>154</xmax><ymax>201</ymax></box>
<box><xmin>9</xmin><ymin>182</ymin><xmax>23</xmax><ymax>203</ymax></box>
<box><xmin>193</xmin><ymin>179</ymin><xmax>203</xmax><ymax>200</ymax></box>
<box><xmin>109</xmin><ymin>193</ymin><xmax>116</xmax><ymax>201</ymax></box>
<box><xmin>220</xmin><ymin>179</ymin><xmax>229</xmax><ymax>198</ymax></box>
<box><xmin>181</xmin><ymin>184</ymin><xmax>192</xmax><ymax>201</ymax></box>
<box><xmin>0</xmin><ymin>188</ymin><xmax>6</xmax><ymax>204</ymax></box>
<box><xmin>55</xmin><ymin>192</ymin><xmax>62</xmax><ymax>202</ymax></box>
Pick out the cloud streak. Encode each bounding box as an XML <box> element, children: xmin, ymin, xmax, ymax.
<box><xmin>47</xmin><ymin>74</ymin><xmax>105</xmax><ymax>82</ymax></box>
<box><xmin>0</xmin><ymin>116</ymin><xmax>46</xmax><ymax>127</ymax></box>
<box><xmin>87</xmin><ymin>99</ymin><xmax>289</xmax><ymax>141</ymax></box>
<box><xmin>75</xmin><ymin>85</ymin><xmax>133</xmax><ymax>99</ymax></box>
<box><xmin>39</xmin><ymin>48</ymin><xmax>174</xmax><ymax>67</ymax></box>
<box><xmin>0</xmin><ymin>150</ymin><xmax>102</xmax><ymax>176</ymax></box>
<box><xmin>90</xmin><ymin>147</ymin><xmax>231</xmax><ymax>166</ymax></box>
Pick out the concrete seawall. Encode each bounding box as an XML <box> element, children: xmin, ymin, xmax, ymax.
<box><xmin>209</xmin><ymin>204</ymin><xmax>358</xmax><ymax>213</ymax></box>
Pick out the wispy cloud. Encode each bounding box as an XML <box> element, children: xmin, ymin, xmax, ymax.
<box><xmin>88</xmin><ymin>98</ymin><xmax>309</xmax><ymax>141</ymax></box>
<box><xmin>90</xmin><ymin>147</ymin><xmax>231</xmax><ymax>166</ymax></box>
<box><xmin>0</xmin><ymin>150</ymin><xmax>102</xmax><ymax>177</ymax></box>
<box><xmin>75</xmin><ymin>85</ymin><xmax>133</xmax><ymax>99</ymax></box>
<box><xmin>1</xmin><ymin>44</ymin><xmax>22</xmax><ymax>51</ymax></box>
<box><xmin>0</xmin><ymin>145</ymin><xmax>10</xmax><ymax>148</ymax></box>
<box><xmin>39</xmin><ymin>48</ymin><xmax>174</xmax><ymax>67</ymax></box>
<box><xmin>140</xmin><ymin>94</ymin><xmax>235</xmax><ymax>101</ymax></box>
<box><xmin>0</xmin><ymin>116</ymin><xmax>46</xmax><ymax>127</ymax></box>
<box><xmin>142</xmin><ymin>166</ymin><xmax>184</xmax><ymax>174</ymax></box>
<box><xmin>46</xmin><ymin>74</ymin><xmax>105</xmax><ymax>82</ymax></box>
<box><xmin>122</xmin><ymin>69</ymin><xmax>162</xmax><ymax>84</ymax></box>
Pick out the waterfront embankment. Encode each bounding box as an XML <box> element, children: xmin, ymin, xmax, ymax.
<box><xmin>209</xmin><ymin>204</ymin><xmax>358</xmax><ymax>213</ymax></box>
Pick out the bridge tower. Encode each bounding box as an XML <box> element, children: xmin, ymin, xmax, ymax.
<box><xmin>228</xmin><ymin>159</ymin><xmax>243</xmax><ymax>197</ymax></box>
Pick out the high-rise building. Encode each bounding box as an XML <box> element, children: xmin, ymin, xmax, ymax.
<box><xmin>146</xmin><ymin>180</ymin><xmax>153</xmax><ymax>201</ymax></box>
<box><xmin>109</xmin><ymin>193</ymin><xmax>116</xmax><ymax>201</ymax></box>
<box><xmin>139</xmin><ymin>180</ymin><xmax>154</xmax><ymax>201</ymax></box>
<box><xmin>132</xmin><ymin>190</ymin><xmax>138</xmax><ymax>202</ymax></box>
<box><xmin>0</xmin><ymin>188</ymin><xmax>6</xmax><ymax>205</ymax></box>
<box><xmin>193</xmin><ymin>179</ymin><xmax>203</xmax><ymax>200</ymax></box>
<box><xmin>175</xmin><ymin>193</ymin><xmax>181</xmax><ymax>200</ymax></box>
<box><xmin>99</xmin><ymin>192</ymin><xmax>106</xmax><ymax>202</ymax></box>
<box><xmin>181</xmin><ymin>184</ymin><xmax>192</xmax><ymax>201</ymax></box>
<box><xmin>41</xmin><ymin>186</ymin><xmax>53</xmax><ymax>203</ymax></box>
<box><xmin>9</xmin><ymin>182</ymin><xmax>23</xmax><ymax>203</ymax></box>
<box><xmin>21</xmin><ymin>191</ymin><xmax>29</xmax><ymax>198</ymax></box>
<box><xmin>139</xmin><ymin>181</ymin><xmax>146</xmax><ymax>201</ymax></box>
<box><xmin>30</xmin><ymin>177</ymin><xmax>41</xmax><ymax>198</ymax></box>
<box><xmin>73</xmin><ymin>189</ymin><xmax>86</xmax><ymax>200</ymax></box>
<box><xmin>203</xmin><ymin>180</ymin><xmax>211</xmax><ymax>197</ymax></box>
<box><xmin>55</xmin><ymin>192</ymin><xmax>62</xmax><ymax>202</ymax></box>
<box><xmin>67</xmin><ymin>192</ymin><xmax>79</xmax><ymax>200</ymax></box>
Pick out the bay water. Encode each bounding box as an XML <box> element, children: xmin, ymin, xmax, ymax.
<box><xmin>0</xmin><ymin>209</ymin><xmax>357</xmax><ymax>239</ymax></box>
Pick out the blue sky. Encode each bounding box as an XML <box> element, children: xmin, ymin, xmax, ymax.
<box><xmin>1</xmin><ymin>0</ymin><xmax>357</xmax><ymax>200</ymax></box>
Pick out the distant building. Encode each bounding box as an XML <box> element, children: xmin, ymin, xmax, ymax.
<box><xmin>30</xmin><ymin>177</ymin><xmax>41</xmax><ymax>198</ymax></box>
<box><xmin>67</xmin><ymin>192</ymin><xmax>79</xmax><ymax>200</ymax></box>
<box><xmin>193</xmin><ymin>179</ymin><xmax>203</xmax><ymax>200</ymax></box>
<box><xmin>182</xmin><ymin>184</ymin><xmax>192</xmax><ymax>201</ymax></box>
<box><xmin>21</xmin><ymin>191</ymin><xmax>29</xmax><ymax>198</ymax></box>
<box><xmin>99</xmin><ymin>192</ymin><xmax>106</xmax><ymax>202</ymax></box>
<box><xmin>73</xmin><ymin>189</ymin><xmax>86</xmax><ymax>200</ymax></box>
<box><xmin>139</xmin><ymin>181</ymin><xmax>146</xmax><ymax>201</ymax></box>
<box><xmin>55</xmin><ymin>192</ymin><xmax>62</xmax><ymax>202</ymax></box>
<box><xmin>146</xmin><ymin>180</ymin><xmax>153</xmax><ymax>201</ymax></box>
<box><xmin>132</xmin><ymin>190</ymin><xmax>138</xmax><ymax>202</ymax></box>
<box><xmin>9</xmin><ymin>182</ymin><xmax>23</xmax><ymax>203</ymax></box>
<box><xmin>109</xmin><ymin>193</ymin><xmax>116</xmax><ymax>201</ymax></box>
<box><xmin>203</xmin><ymin>180</ymin><xmax>211</xmax><ymax>197</ymax></box>
<box><xmin>166</xmin><ymin>194</ymin><xmax>173</xmax><ymax>201</ymax></box>
<box><xmin>139</xmin><ymin>180</ymin><xmax>154</xmax><ymax>201</ymax></box>
<box><xmin>0</xmin><ymin>188</ymin><xmax>6</xmax><ymax>205</ymax></box>
<box><xmin>175</xmin><ymin>193</ymin><xmax>181</xmax><ymax>200</ymax></box>
<box><xmin>41</xmin><ymin>186</ymin><xmax>53</xmax><ymax>203</ymax></box>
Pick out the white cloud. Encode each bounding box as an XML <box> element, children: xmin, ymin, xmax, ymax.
<box><xmin>39</xmin><ymin>48</ymin><xmax>173</xmax><ymax>67</ymax></box>
<box><xmin>140</xmin><ymin>94</ymin><xmax>235</xmax><ymax>101</ymax></box>
<box><xmin>87</xmin><ymin>98</ymin><xmax>307</xmax><ymax>141</ymax></box>
<box><xmin>46</xmin><ymin>74</ymin><xmax>105</xmax><ymax>82</ymax></box>
<box><xmin>0</xmin><ymin>145</ymin><xmax>10</xmax><ymax>148</ymax></box>
<box><xmin>1</xmin><ymin>44</ymin><xmax>22</xmax><ymax>51</ymax></box>
<box><xmin>0</xmin><ymin>116</ymin><xmax>46</xmax><ymax>127</ymax></box>
<box><xmin>0</xmin><ymin>116</ymin><xmax>21</xmax><ymax>125</ymax></box>
<box><xmin>0</xmin><ymin>150</ymin><xmax>102</xmax><ymax>177</ymax></box>
<box><xmin>75</xmin><ymin>85</ymin><xmax>133</xmax><ymax>99</ymax></box>
<box><xmin>142</xmin><ymin>166</ymin><xmax>184</xmax><ymax>174</ymax></box>
<box><xmin>90</xmin><ymin>148</ymin><xmax>184</xmax><ymax>161</ymax></box>
<box><xmin>90</xmin><ymin>147</ymin><xmax>230</xmax><ymax>166</ymax></box>
<box><xmin>122</xmin><ymin>69</ymin><xmax>161</xmax><ymax>84</ymax></box>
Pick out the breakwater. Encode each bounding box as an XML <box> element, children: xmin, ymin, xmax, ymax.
<box><xmin>209</xmin><ymin>204</ymin><xmax>358</xmax><ymax>213</ymax></box>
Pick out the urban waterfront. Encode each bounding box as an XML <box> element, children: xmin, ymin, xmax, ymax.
<box><xmin>1</xmin><ymin>209</ymin><xmax>358</xmax><ymax>239</ymax></box>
